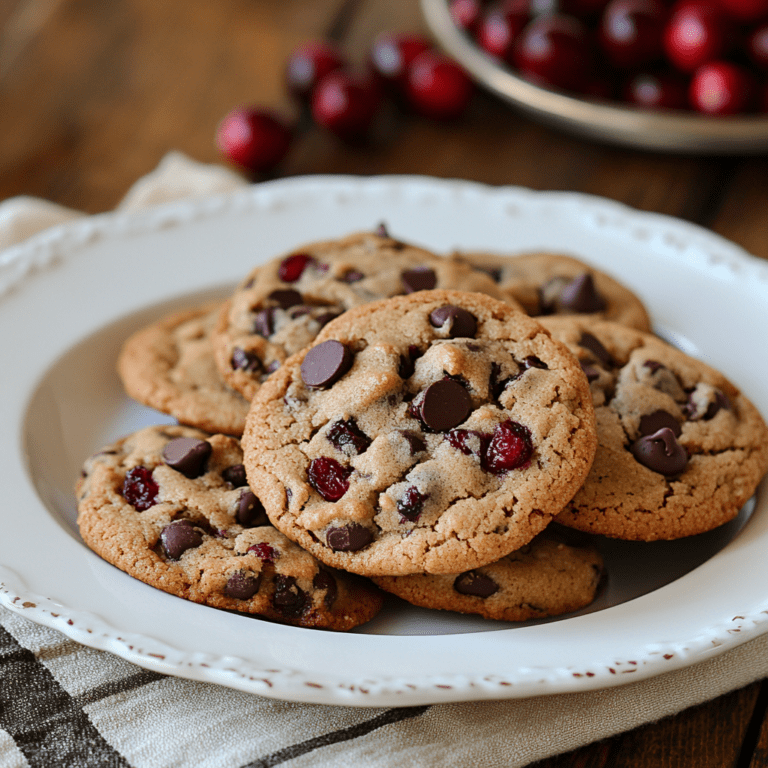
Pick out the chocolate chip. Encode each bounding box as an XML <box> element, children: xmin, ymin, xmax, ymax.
<box><xmin>539</xmin><ymin>276</ymin><xmax>569</xmax><ymax>314</ymax></box>
<box><xmin>685</xmin><ymin>387</ymin><xmax>731</xmax><ymax>421</ymax></box>
<box><xmin>326</xmin><ymin>523</ymin><xmax>373</xmax><ymax>552</ymax></box>
<box><xmin>558</xmin><ymin>273</ymin><xmax>607</xmax><ymax>314</ymax></box>
<box><xmin>418</xmin><ymin>379</ymin><xmax>472</xmax><ymax>432</ymax></box>
<box><xmin>224</xmin><ymin>570</ymin><xmax>262</xmax><ymax>600</ymax></box>
<box><xmin>522</xmin><ymin>356</ymin><xmax>547</xmax><ymax>371</ymax></box>
<box><xmin>630</xmin><ymin>427</ymin><xmax>688</xmax><ymax>476</ymax></box>
<box><xmin>253</xmin><ymin>308</ymin><xmax>275</xmax><ymax>337</ymax></box>
<box><xmin>401</xmin><ymin>266</ymin><xmax>437</xmax><ymax>293</ymax></box>
<box><xmin>375</xmin><ymin>222</ymin><xmax>390</xmax><ymax>237</ymax></box>
<box><xmin>231</xmin><ymin>347</ymin><xmax>262</xmax><ymax>372</ymax></box>
<box><xmin>222</xmin><ymin>464</ymin><xmax>247</xmax><ymax>487</ymax></box>
<box><xmin>313</xmin><ymin>570</ymin><xmax>338</xmax><ymax>608</ymax></box>
<box><xmin>266</xmin><ymin>360</ymin><xmax>281</xmax><ymax>373</ymax></box>
<box><xmin>579</xmin><ymin>332</ymin><xmax>613</xmax><ymax>367</ymax></box>
<box><xmin>639</xmin><ymin>410</ymin><xmax>681</xmax><ymax>437</ymax></box>
<box><xmin>162</xmin><ymin>438</ymin><xmax>211</xmax><ymax>478</ymax></box>
<box><xmin>237</xmin><ymin>490</ymin><xmax>268</xmax><ymax>527</ymax></box>
<box><xmin>476</xmin><ymin>265</ymin><xmax>502</xmax><ymax>283</ymax></box>
<box><xmin>580</xmin><ymin>362</ymin><xmax>600</xmax><ymax>382</ymax></box>
<box><xmin>644</xmin><ymin>360</ymin><xmax>664</xmax><ymax>373</ymax></box>
<box><xmin>454</xmin><ymin>570</ymin><xmax>499</xmax><ymax>597</ymax></box>
<box><xmin>397</xmin><ymin>486</ymin><xmax>429</xmax><ymax>522</ymax></box>
<box><xmin>161</xmin><ymin>520</ymin><xmax>203</xmax><ymax>560</ymax></box>
<box><xmin>399</xmin><ymin>430</ymin><xmax>426</xmax><ymax>455</ymax></box>
<box><xmin>429</xmin><ymin>305</ymin><xmax>477</xmax><ymax>338</ymax></box>
<box><xmin>314</xmin><ymin>311</ymin><xmax>341</xmax><ymax>328</ymax></box>
<box><xmin>398</xmin><ymin>345</ymin><xmax>421</xmax><ymax>379</ymax></box>
<box><xmin>272</xmin><ymin>575</ymin><xmax>307</xmax><ymax>617</ymax></box>
<box><xmin>342</xmin><ymin>269</ymin><xmax>364</xmax><ymax>283</ymax></box>
<box><xmin>267</xmin><ymin>289</ymin><xmax>302</xmax><ymax>309</ymax></box>
<box><xmin>289</xmin><ymin>306</ymin><xmax>312</xmax><ymax>319</ymax></box>
<box><xmin>300</xmin><ymin>340</ymin><xmax>353</xmax><ymax>388</ymax></box>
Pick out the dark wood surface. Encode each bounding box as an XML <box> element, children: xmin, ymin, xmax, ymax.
<box><xmin>2</xmin><ymin>0</ymin><xmax>767</xmax><ymax>765</ymax></box>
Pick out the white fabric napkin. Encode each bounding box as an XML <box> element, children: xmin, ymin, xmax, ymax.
<box><xmin>1</xmin><ymin>152</ymin><xmax>765</xmax><ymax>768</ymax></box>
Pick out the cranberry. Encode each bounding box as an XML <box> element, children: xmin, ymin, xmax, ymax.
<box><xmin>327</xmin><ymin>418</ymin><xmax>371</xmax><ymax>455</ymax></box>
<box><xmin>308</xmin><ymin>457</ymin><xmax>351</xmax><ymax>501</ymax></box>
<box><xmin>512</xmin><ymin>14</ymin><xmax>593</xmax><ymax>93</ymax></box>
<box><xmin>397</xmin><ymin>486</ymin><xmax>429</xmax><ymax>522</ymax></box>
<box><xmin>451</xmin><ymin>0</ymin><xmax>485</xmax><ymax>31</ymax></box>
<box><xmin>747</xmin><ymin>23</ymin><xmax>768</xmax><ymax>70</ymax></box>
<box><xmin>718</xmin><ymin>0</ymin><xmax>768</xmax><ymax>22</ymax></box>
<box><xmin>482</xmin><ymin>420</ymin><xmax>533</xmax><ymax>474</ymax></box>
<box><xmin>216</xmin><ymin>108</ymin><xmax>293</xmax><ymax>174</ymax></box>
<box><xmin>248</xmin><ymin>542</ymin><xmax>279</xmax><ymax>563</ymax></box>
<box><xmin>599</xmin><ymin>0</ymin><xmax>667</xmax><ymax>69</ymax></box>
<box><xmin>624</xmin><ymin>71</ymin><xmax>688</xmax><ymax>108</ymax></box>
<box><xmin>278</xmin><ymin>253</ymin><xmax>315</xmax><ymax>283</ymax></box>
<box><xmin>369</xmin><ymin>32</ymin><xmax>431</xmax><ymax>93</ymax></box>
<box><xmin>689</xmin><ymin>60</ymin><xmax>756</xmax><ymax>114</ymax></box>
<box><xmin>405</xmin><ymin>50</ymin><xmax>474</xmax><ymax>120</ymax></box>
<box><xmin>286</xmin><ymin>41</ymin><xmax>346</xmax><ymax>99</ymax></box>
<box><xmin>311</xmin><ymin>70</ymin><xmax>382</xmax><ymax>142</ymax></box>
<box><xmin>663</xmin><ymin>2</ymin><xmax>733</xmax><ymax>73</ymax></box>
<box><xmin>476</xmin><ymin>1</ymin><xmax>529</xmax><ymax>62</ymax></box>
<box><xmin>122</xmin><ymin>466</ymin><xmax>159</xmax><ymax>511</ymax></box>
<box><xmin>446</xmin><ymin>428</ymin><xmax>491</xmax><ymax>457</ymax></box>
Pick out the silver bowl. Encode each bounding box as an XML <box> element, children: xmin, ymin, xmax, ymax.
<box><xmin>420</xmin><ymin>0</ymin><xmax>768</xmax><ymax>154</ymax></box>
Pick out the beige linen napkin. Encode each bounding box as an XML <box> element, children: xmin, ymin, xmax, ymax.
<box><xmin>1</xmin><ymin>152</ymin><xmax>766</xmax><ymax>768</ymax></box>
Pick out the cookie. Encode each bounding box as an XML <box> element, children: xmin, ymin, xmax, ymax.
<box><xmin>539</xmin><ymin>317</ymin><xmax>768</xmax><ymax>540</ymax></box>
<box><xmin>212</xmin><ymin>230</ymin><xmax>517</xmax><ymax>400</ymax></box>
<box><xmin>76</xmin><ymin>425</ymin><xmax>383</xmax><ymax>630</ymax></box>
<box><xmin>242</xmin><ymin>289</ymin><xmax>597</xmax><ymax>576</ymax></box>
<box><xmin>452</xmin><ymin>250</ymin><xmax>652</xmax><ymax>332</ymax></box>
<box><xmin>118</xmin><ymin>303</ymin><xmax>250</xmax><ymax>436</ymax></box>
<box><xmin>371</xmin><ymin>529</ymin><xmax>605</xmax><ymax>621</ymax></box>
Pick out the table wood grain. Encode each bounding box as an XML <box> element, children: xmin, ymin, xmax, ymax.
<box><xmin>2</xmin><ymin>0</ymin><xmax>767</xmax><ymax>765</ymax></box>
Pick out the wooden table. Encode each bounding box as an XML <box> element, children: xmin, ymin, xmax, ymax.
<box><xmin>2</xmin><ymin>0</ymin><xmax>767</xmax><ymax>765</ymax></box>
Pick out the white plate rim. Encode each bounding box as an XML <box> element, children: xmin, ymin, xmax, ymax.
<box><xmin>1</xmin><ymin>173</ymin><xmax>768</xmax><ymax>707</ymax></box>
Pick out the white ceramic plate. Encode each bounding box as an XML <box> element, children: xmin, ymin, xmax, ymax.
<box><xmin>421</xmin><ymin>0</ymin><xmax>768</xmax><ymax>154</ymax></box>
<box><xmin>2</xmin><ymin>175</ymin><xmax>768</xmax><ymax>707</ymax></box>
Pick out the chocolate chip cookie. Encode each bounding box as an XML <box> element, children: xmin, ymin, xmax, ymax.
<box><xmin>372</xmin><ymin>528</ymin><xmax>605</xmax><ymax>621</ymax></box>
<box><xmin>452</xmin><ymin>251</ymin><xmax>652</xmax><ymax>332</ymax></box>
<box><xmin>76</xmin><ymin>425</ymin><xmax>383</xmax><ymax>630</ymax></box>
<box><xmin>540</xmin><ymin>317</ymin><xmax>768</xmax><ymax>540</ymax></box>
<box><xmin>118</xmin><ymin>303</ymin><xmax>250</xmax><ymax>436</ymax></box>
<box><xmin>212</xmin><ymin>230</ymin><xmax>516</xmax><ymax>400</ymax></box>
<box><xmin>242</xmin><ymin>290</ymin><xmax>597</xmax><ymax>576</ymax></box>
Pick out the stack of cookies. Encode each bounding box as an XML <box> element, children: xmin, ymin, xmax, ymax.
<box><xmin>76</xmin><ymin>228</ymin><xmax>768</xmax><ymax>631</ymax></box>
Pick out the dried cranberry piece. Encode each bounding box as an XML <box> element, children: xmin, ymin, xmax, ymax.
<box><xmin>122</xmin><ymin>466</ymin><xmax>159</xmax><ymax>511</ymax></box>
<box><xmin>342</xmin><ymin>269</ymin><xmax>364</xmax><ymax>283</ymax></box>
<box><xmin>278</xmin><ymin>253</ymin><xmax>315</xmax><ymax>282</ymax></box>
<box><xmin>397</xmin><ymin>486</ymin><xmax>429</xmax><ymax>522</ymax></box>
<box><xmin>327</xmin><ymin>418</ymin><xmax>372</xmax><ymax>455</ymax></box>
<box><xmin>313</xmin><ymin>570</ymin><xmax>338</xmax><ymax>608</ymax></box>
<box><xmin>446</xmin><ymin>428</ymin><xmax>491</xmax><ymax>457</ymax></box>
<box><xmin>272</xmin><ymin>575</ymin><xmax>308</xmax><ymax>617</ymax></box>
<box><xmin>482</xmin><ymin>420</ymin><xmax>533</xmax><ymax>474</ymax></box>
<box><xmin>308</xmin><ymin>457</ymin><xmax>351</xmax><ymax>501</ymax></box>
<box><xmin>248</xmin><ymin>542</ymin><xmax>279</xmax><ymax>563</ymax></box>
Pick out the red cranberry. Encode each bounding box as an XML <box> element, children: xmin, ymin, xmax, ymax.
<box><xmin>278</xmin><ymin>253</ymin><xmax>315</xmax><ymax>282</ymax></box>
<box><xmin>286</xmin><ymin>41</ymin><xmax>346</xmax><ymax>99</ymax></box>
<box><xmin>216</xmin><ymin>108</ymin><xmax>293</xmax><ymax>174</ymax></box>
<box><xmin>482</xmin><ymin>420</ymin><xmax>533</xmax><ymax>474</ymax></box>
<box><xmin>663</xmin><ymin>2</ymin><xmax>732</xmax><ymax>73</ymax></box>
<box><xmin>308</xmin><ymin>457</ymin><xmax>351</xmax><ymax>501</ymax></box>
<box><xmin>397</xmin><ymin>486</ymin><xmax>429</xmax><ymax>522</ymax></box>
<box><xmin>476</xmin><ymin>1</ymin><xmax>529</xmax><ymax>62</ymax></box>
<box><xmin>624</xmin><ymin>71</ymin><xmax>688</xmax><ymax>108</ymax></box>
<box><xmin>122</xmin><ymin>466</ymin><xmax>159</xmax><ymax>511</ymax></box>
<box><xmin>311</xmin><ymin>70</ymin><xmax>382</xmax><ymax>141</ymax></box>
<box><xmin>327</xmin><ymin>418</ymin><xmax>371</xmax><ymax>455</ymax></box>
<box><xmin>451</xmin><ymin>0</ymin><xmax>485</xmax><ymax>31</ymax></box>
<box><xmin>512</xmin><ymin>14</ymin><xmax>593</xmax><ymax>93</ymax></box>
<box><xmin>599</xmin><ymin>0</ymin><xmax>667</xmax><ymax>69</ymax></box>
<box><xmin>718</xmin><ymin>0</ymin><xmax>768</xmax><ymax>22</ymax></box>
<box><xmin>688</xmin><ymin>60</ymin><xmax>755</xmax><ymax>114</ymax></box>
<box><xmin>369</xmin><ymin>32</ymin><xmax>431</xmax><ymax>92</ymax></box>
<box><xmin>405</xmin><ymin>50</ymin><xmax>474</xmax><ymax>119</ymax></box>
<box><xmin>747</xmin><ymin>23</ymin><xmax>768</xmax><ymax>70</ymax></box>
<box><xmin>248</xmin><ymin>542</ymin><xmax>279</xmax><ymax>563</ymax></box>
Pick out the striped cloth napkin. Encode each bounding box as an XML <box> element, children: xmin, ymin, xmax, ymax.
<box><xmin>1</xmin><ymin>152</ymin><xmax>766</xmax><ymax>768</ymax></box>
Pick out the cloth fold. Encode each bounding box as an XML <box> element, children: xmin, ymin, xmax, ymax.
<box><xmin>1</xmin><ymin>152</ymin><xmax>765</xmax><ymax>768</ymax></box>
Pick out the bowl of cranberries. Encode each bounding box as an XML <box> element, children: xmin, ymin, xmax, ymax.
<box><xmin>421</xmin><ymin>0</ymin><xmax>768</xmax><ymax>151</ymax></box>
